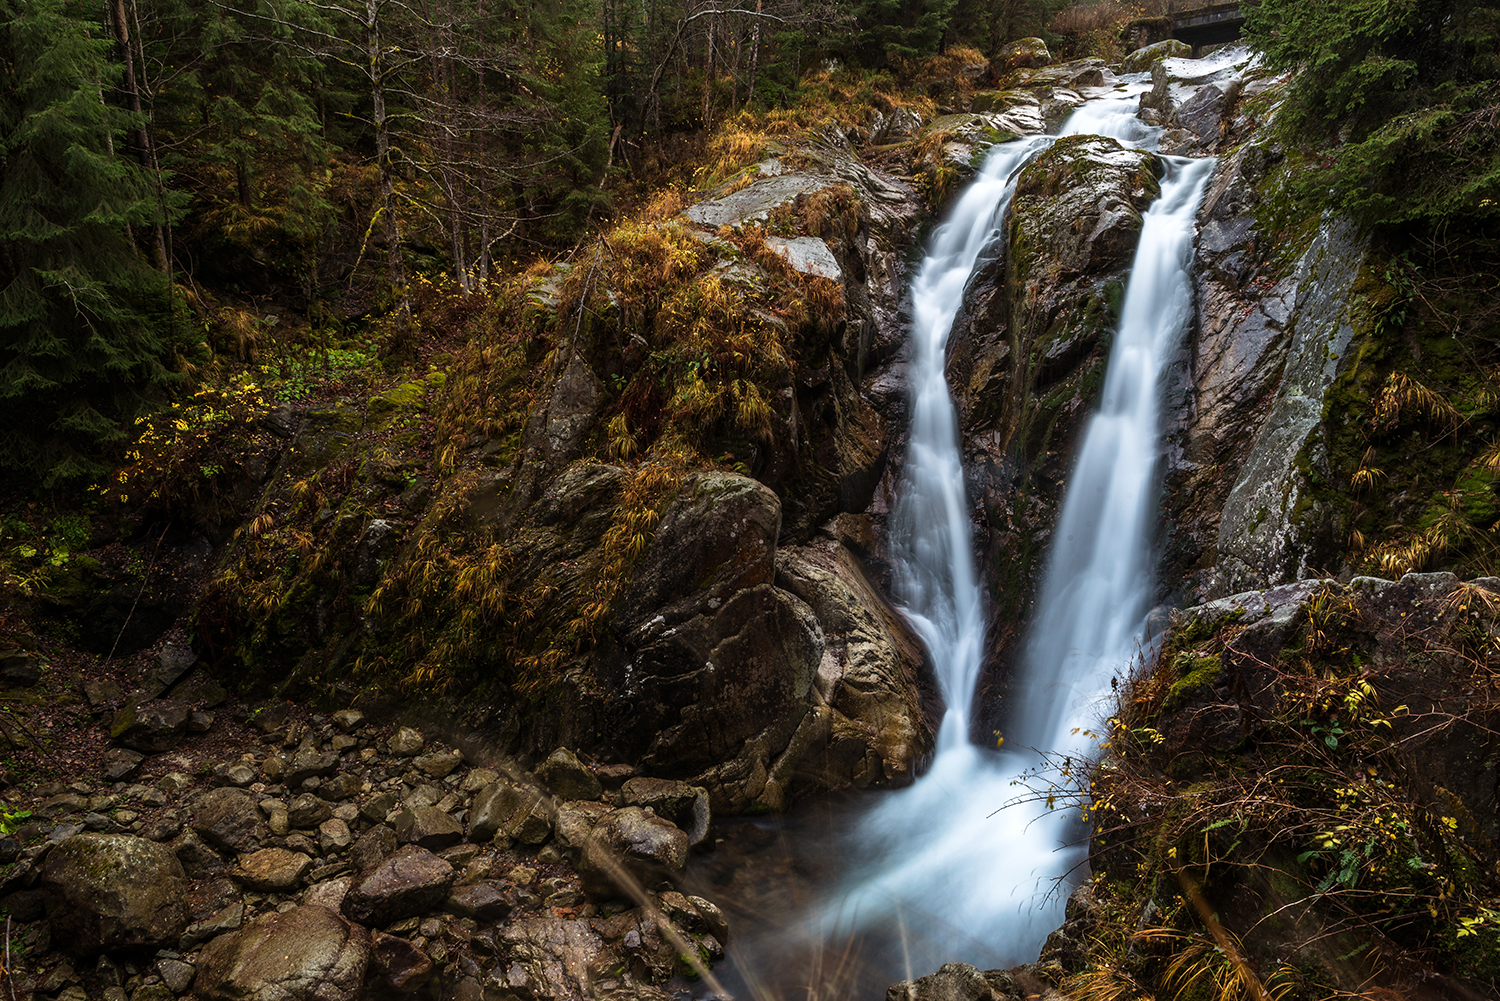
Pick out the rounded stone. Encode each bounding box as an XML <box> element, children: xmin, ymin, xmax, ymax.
<box><xmin>578</xmin><ymin>807</ymin><xmax>690</xmax><ymax>897</ymax></box>
<box><xmin>195</xmin><ymin>904</ymin><xmax>369</xmax><ymax>1001</ymax></box>
<box><xmin>341</xmin><ymin>845</ymin><xmax>455</xmax><ymax>926</ymax></box>
<box><xmin>388</xmin><ymin>727</ymin><xmax>425</xmax><ymax>757</ymax></box>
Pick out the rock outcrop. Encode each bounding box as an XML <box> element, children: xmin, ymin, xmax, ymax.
<box><xmin>1050</xmin><ymin>572</ymin><xmax>1500</xmax><ymax>996</ymax></box>
<box><xmin>946</xmin><ymin>131</ymin><xmax>1161</xmax><ymax>703</ymax></box>
<box><xmin>180</xmin><ymin>96</ymin><xmax>945</xmax><ymax>819</ymax></box>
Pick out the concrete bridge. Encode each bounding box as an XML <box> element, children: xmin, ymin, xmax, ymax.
<box><xmin>1171</xmin><ymin>2</ymin><xmax>1249</xmax><ymax>48</ymax></box>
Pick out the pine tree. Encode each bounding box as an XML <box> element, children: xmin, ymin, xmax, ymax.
<box><xmin>139</xmin><ymin>0</ymin><xmax>343</xmax><ymax>284</ymax></box>
<box><xmin>848</xmin><ymin>0</ymin><xmax>956</xmax><ymax>64</ymax></box>
<box><xmin>0</xmin><ymin>0</ymin><xmax>178</xmax><ymax>487</ymax></box>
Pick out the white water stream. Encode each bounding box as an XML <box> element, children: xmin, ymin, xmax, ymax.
<box><xmin>842</xmin><ymin>96</ymin><xmax>1215</xmax><ymax>973</ymax></box>
<box><xmin>826</xmin><ymin>93</ymin><xmax>1213</xmax><ymax>973</ymax></box>
<box><xmin>695</xmin><ymin>86</ymin><xmax>1218</xmax><ymax>997</ymax></box>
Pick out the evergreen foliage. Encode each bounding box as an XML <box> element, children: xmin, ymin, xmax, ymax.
<box><xmin>0</xmin><ymin>0</ymin><xmax>178</xmax><ymax>487</ymax></box>
<box><xmin>141</xmin><ymin>0</ymin><xmax>341</xmax><ymax>278</ymax></box>
<box><xmin>847</xmin><ymin>0</ymin><xmax>957</xmax><ymax>64</ymax></box>
<box><xmin>1247</xmin><ymin>0</ymin><xmax>1500</xmax><ymax>228</ymax></box>
<box><xmin>0</xmin><ymin>0</ymin><xmax>1067</xmax><ymax>487</ymax></box>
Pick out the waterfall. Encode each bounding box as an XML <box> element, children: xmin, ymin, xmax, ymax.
<box><xmin>815</xmin><ymin>103</ymin><xmax>1216</xmax><ymax>975</ymax></box>
<box><xmin>696</xmin><ymin>88</ymin><xmax>1219</xmax><ymax>998</ymax></box>
<box><xmin>887</xmin><ymin>134</ymin><xmax>1052</xmax><ymax>755</ymax></box>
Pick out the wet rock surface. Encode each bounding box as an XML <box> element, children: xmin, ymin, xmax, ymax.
<box><xmin>195</xmin><ymin>904</ymin><xmax>370</xmax><ymax>1001</ymax></box>
<box><xmin>1161</xmin><ymin>124</ymin><xmax>1370</xmax><ymax>602</ymax></box>
<box><xmin>946</xmin><ymin>131</ymin><xmax>1160</xmax><ymax>702</ymax></box>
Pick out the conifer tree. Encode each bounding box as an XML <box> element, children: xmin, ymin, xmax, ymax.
<box><xmin>0</xmin><ymin>0</ymin><xmax>178</xmax><ymax>487</ymax></box>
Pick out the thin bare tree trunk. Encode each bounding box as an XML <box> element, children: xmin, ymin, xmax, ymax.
<box><xmin>367</xmin><ymin>0</ymin><xmax>411</xmax><ymax>335</ymax></box>
<box><xmin>747</xmin><ymin>0</ymin><xmax>761</xmax><ymax>105</ymax></box>
<box><xmin>702</xmin><ymin>10</ymin><xmax>715</xmax><ymax>124</ymax></box>
<box><xmin>111</xmin><ymin>0</ymin><xmax>168</xmax><ymax>270</ymax></box>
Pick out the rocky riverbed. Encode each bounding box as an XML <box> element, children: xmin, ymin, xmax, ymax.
<box><xmin>0</xmin><ymin>657</ymin><xmax>732</xmax><ymax>1001</ymax></box>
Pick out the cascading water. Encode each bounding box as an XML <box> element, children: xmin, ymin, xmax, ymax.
<box><xmin>695</xmin><ymin>84</ymin><xmax>1219</xmax><ymax>998</ymax></box>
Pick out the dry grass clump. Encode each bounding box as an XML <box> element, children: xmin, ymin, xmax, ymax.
<box><xmin>898</xmin><ymin>45</ymin><xmax>989</xmax><ymax>101</ymax></box>
<box><xmin>1050</xmin><ymin>0</ymin><xmax>1153</xmax><ymax>60</ymax></box>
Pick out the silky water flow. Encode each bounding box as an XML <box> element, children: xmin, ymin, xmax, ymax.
<box><xmin>690</xmin><ymin>87</ymin><xmax>1218</xmax><ymax>998</ymax></box>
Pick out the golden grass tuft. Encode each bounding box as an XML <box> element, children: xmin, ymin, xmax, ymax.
<box><xmin>1371</xmin><ymin>371</ymin><xmax>1462</xmax><ymax>433</ymax></box>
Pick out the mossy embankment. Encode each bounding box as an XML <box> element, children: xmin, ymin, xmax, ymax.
<box><xmin>1048</xmin><ymin>573</ymin><xmax>1500</xmax><ymax>998</ymax></box>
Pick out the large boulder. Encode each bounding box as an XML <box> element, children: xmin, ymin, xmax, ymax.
<box><xmin>194</xmin><ymin>904</ymin><xmax>369</xmax><ymax>1001</ymax></box>
<box><xmin>109</xmin><ymin>700</ymin><xmax>190</xmax><ymax>754</ymax></box>
<box><xmin>1121</xmin><ymin>38</ymin><xmax>1191</xmax><ymax>75</ymax></box>
<box><xmin>578</xmin><ymin>807</ymin><xmax>690</xmax><ymax>897</ymax></box>
<box><xmin>772</xmin><ymin>544</ymin><xmax>932</xmax><ymax>796</ymax></box>
<box><xmin>40</xmin><ymin>834</ymin><xmax>190</xmax><ymax>953</ymax></box>
<box><xmin>613</xmin><ymin>473</ymin><xmax>780</xmax><ymax>635</ymax></box>
<box><xmin>995</xmin><ymin>37</ymin><xmax>1050</xmax><ymax>71</ymax></box>
<box><xmin>1009</xmin><ymin>135</ymin><xmax>1159</xmax><ymax>279</ymax></box>
<box><xmin>1024</xmin><ymin>57</ymin><xmax>1108</xmax><ymax>92</ymax></box>
<box><xmin>341</xmin><ymin>845</ymin><xmax>455</xmax><ymax>926</ymax></box>
<box><xmin>1140</xmin><ymin>49</ymin><xmax>1254</xmax><ymax>125</ymax></box>
<box><xmin>192</xmin><ymin>787</ymin><xmax>267</xmax><ymax>853</ymax></box>
<box><xmin>614</xmin><ymin>584</ymin><xmax>825</xmax><ymax>797</ymax></box>
<box><xmin>605</xmin><ymin>473</ymin><xmax>849</xmax><ymax>811</ymax></box>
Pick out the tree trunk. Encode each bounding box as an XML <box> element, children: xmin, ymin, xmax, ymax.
<box><xmin>702</xmin><ymin>10</ymin><xmax>715</xmax><ymax>125</ymax></box>
<box><xmin>367</xmin><ymin>0</ymin><xmax>411</xmax><ymax>335</ymax></box>
<box><xmin>747</xmin><ymin>0</ymin><xmax>761</xmax><ymax>105</ymax></box>
<box><xmin>110</xmin><ymin>0</ymin><xmax>167</xmax><ymax>270</ymax></box>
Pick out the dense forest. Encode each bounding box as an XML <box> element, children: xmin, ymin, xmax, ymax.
<box><xmin>0</xmin><ymin>0</ymin><xmax>1087</xmax><ymax>488</ymax></box>
<box><xmin>3</xmin><ymin>0</ymin><xmax>1496</xmax><ymax>488</ymax></box>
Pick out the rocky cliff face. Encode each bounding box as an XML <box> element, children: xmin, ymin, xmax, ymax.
<box><xmin>948</xmin><ymin>47</ymin><xmax>1387</xmax><ymax>644</ymax></box>
<box><xmin>181</xmin><ymin>118</ymin><xmax>946</xmax><ymax>816</ymax></box>
<box><xmin>946</xmin><ymin>130</ymin><xmax>1162</xmax><ymax>724</ymax></box>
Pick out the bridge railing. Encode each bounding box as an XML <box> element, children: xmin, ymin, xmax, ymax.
<box><xmin>1172</xmin><ymin>1</ymin><xmax>1246</xmax><ymax>26</ymax></box>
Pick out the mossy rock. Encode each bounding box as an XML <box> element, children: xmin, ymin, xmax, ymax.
<box><xmin>1166</xmin><ymin>652</ymin><xmax>1221</xmax><ymax>707</ymax></box>
<box><xmin>1121</xmin><ymin>39</ymin><xmax>1191</xmax><ymax>75</ymax></box>
<box><xmin>995</xmin><ymin>37</ymin><xmax>1051</xmax><ymax>71</ymax></box>
<box><xmin>969</xmin><ymin>90</ymin><xmax>1036</xmax><ymax>115</ymax></box>
<box><xmin>304</xmin><ymin>407</ymin><xmax>362</xmax><ymax>434</ymax></box>
<box><xmin>1419</xmin><ymin>460</ymin><xmax>1498</xmax><ymax>531</ymax></box>
<box><xmin>368</xmin><ymin>381</ymin><xmax>426</xmax><ymax>420</ymax></box>
<box><xmin>1010</xmin><ymin>135</ymin><xmax>1159</xmax><ymax>278</ymax></box>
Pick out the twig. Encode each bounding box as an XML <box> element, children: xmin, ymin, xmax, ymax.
<box><xmin>101</xmin><ymin>523</ymin><xmax>171</xmax><ymax>672</ymax></box>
